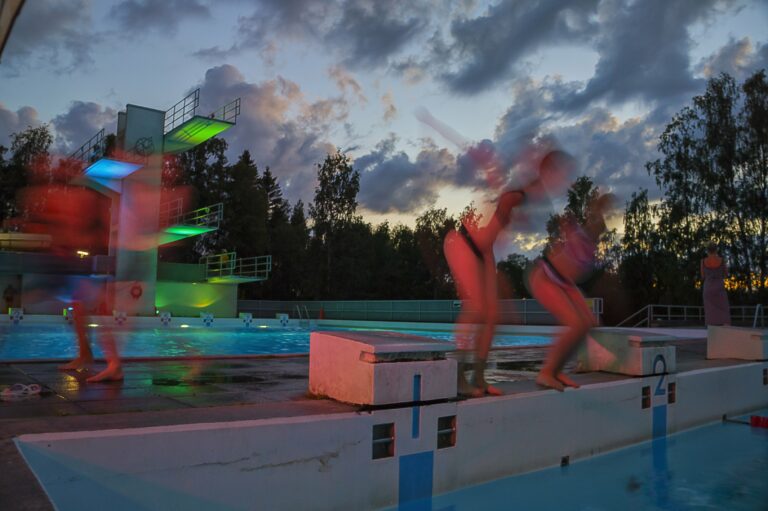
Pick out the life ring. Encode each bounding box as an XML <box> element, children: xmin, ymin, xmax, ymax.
<box><xmin>130</xmin><ymin>283</ymin><xmax>143</xmax><ymax>300</ymax></box>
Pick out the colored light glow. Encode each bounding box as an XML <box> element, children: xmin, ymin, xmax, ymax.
<box><xmin>180</xmin><ymin>324</ymin><xmax>190</xmax><ymax>328</ymax></box>
<box><xmin>158</xmin><ymin>225</ymin><xmax>216</xmax><ymax>246</ymax></box>
<box><xmin>163</xmin><ymin>116</ymin><xmax>234</xmax><ymax>154</ymax></box>
<box><xmin>84</xmin><ymin>158</ymin><xmax>143</xmax><ymax>179</ymax></box>
<box><xmin>87</xmin><ymin>323</ymin><xmax>98</xmax><ymax>328</ymax></box>
<box><xmin>76</xmin><ymin>250</ymin><xmax>89</xmax><ymax>258</ymax></box>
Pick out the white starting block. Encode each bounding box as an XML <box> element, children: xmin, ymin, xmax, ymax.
<box><xmin>309</xmin><ymin>331</ymin><xmax>456</xmax><ymax>406</ymax></box>
<box><xmin>576</xmin><ymin>329</ymin><xmax>676</xmax><ymax>376</ymax></box>
<box><xmin>707</xmin><ymin>326</ymin><xmax>768</xmax><ymax>361</ymax></box>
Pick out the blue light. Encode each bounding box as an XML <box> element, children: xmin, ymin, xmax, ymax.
<box><xmin>84</xmin><ymin>158</ymin><xmax>143</xmax><ymax>179</ymax></box>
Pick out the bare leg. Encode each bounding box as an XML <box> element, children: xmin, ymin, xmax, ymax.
<box><xmin>471</xmin><ymin>254</ymin><xmax>502</xmax><ymax>396</ymax></box>
<box><xmin>86</xmin><ymin>329</ymin><xmax>123</xmax><ymax>383</ymax></box>
<box><xmin>529</xmin><ymin>265</ymin><xmax>592</xmax><ymax>391</ymax></box>
<box><xmin>59</xmin><ymin>302</ymin><xmax>94</xmax><ymax>370</ymax></box>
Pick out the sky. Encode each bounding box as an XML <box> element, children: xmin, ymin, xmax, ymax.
<box><xmin>1</xmin><ymin>0</ymin><xmax>767</xmax><ymax>257</ymax></box>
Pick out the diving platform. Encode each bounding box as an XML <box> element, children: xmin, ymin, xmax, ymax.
<box><xmin>157</xmin><ymin>201</ymin><xmax>222</xmax><ymax>246</ymax></box>
<box><xmin>162</xmin><ymin>89</ymin><xmax>240</xmax><ymax>154</ymax></box>
<box><xmin>202</xmin><ymin>252</ymin><xmax>272</xmax><ymax>283</ymax></box>
<box><xmin>68</xmin><ymin>128</ymin><xmax>144</xmax><ymax>194</ymax></box>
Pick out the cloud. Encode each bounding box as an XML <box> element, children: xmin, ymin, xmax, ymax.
<box><xmin>0</xmin><ymin>103</ymin><xmax>41</xmax><ymax>149</ymax></box>
<box><xmin>109</xmin><ymin>0</ymin><xmax>210</xmax><ymax>36</ymax></box>
<box><xmin>381</xmin><ymin>92</ymin><xmax>397</xmax><ymax>122</ymax></box>
<box><xmin>328</xmin><ymin>65</ymin><xmax>367</xmax><ymax>104</ymax></box>
<box><xmin>193</xmin><ymin>64</ymin><xmax>338</xmax><ymax>205</ymax></box>
<box><xmin>51</xmin><ymin>101</ymin><xmax>118</xmax><ymax>154</ymax></box>
<box><xmin>326</xmin><ymin>0</ymin><xmax>429</xmax><ymax>70</ymax></box>
<box><xmin>425</xmin><ymin>0</ymin><xmax>600</xmax><ymax>94</ymax></box>
<box><xmin>193</xmin><ymin>0</ymin><xmax>432</xmax><ymax>69</ymax></box>
<box><xmin>556</xmin><ymin>0</ymin><xmax>735</xmax><ymax>111</ymax></box>
<box><xmin>2</xmin><ymin>0</ymin><xmax>97</xmax><ymax>74</ymax></box>
<box><xmin>356</xmin><ymin>134</ymin><xmax>456</xmax><ymax>213</ymax></box>
<box><xmin>697</xmin><ymin>37</ymin><xmax>768</xmax><ymax>81</ymax></box>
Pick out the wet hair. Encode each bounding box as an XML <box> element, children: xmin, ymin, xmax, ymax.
<box><xmin>706</xmin><ymin>242</ymin><xmax>718</xmax><ymax>254</ymax></box>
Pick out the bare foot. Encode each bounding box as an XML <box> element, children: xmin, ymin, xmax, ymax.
<box><xmin>556</xmin><ymin>373</ymin><xmax>581</xmax><ymax>388</ymax></box>
<box><xmin>458</xmin><ymin>380</ymin><xmax>484</xmax><ymax>398</ymax></box>
<box><xmin>536</xmin><ymin>372</ymin><xmax>565</xmax><ymax>392</ymax></box>
<box><xmin>483</xmin><ymin>384</ymin><xmax>503</xmax><ymax>396</ymax></box>
<box><xmin>58</xmin><ymin>357</ymin><xmax>94</xmax><ymax>371</ymax></box>
<box><xmin>86</xmin><ymin>365</ymin><xmax>124</xmax><ymax>383</ymax></box>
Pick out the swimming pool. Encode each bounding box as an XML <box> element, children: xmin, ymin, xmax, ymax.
<box><xmin>390</xmin><ymin>408</ymin><xmax>768</xmax><ymax>511</ymax></box>
<box><xmin>0</xmin><ymin>324</ymin><xmax>552</xmax><ymax>360</ymax></box>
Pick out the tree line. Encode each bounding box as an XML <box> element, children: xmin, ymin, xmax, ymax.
<box><xmin>1</xmin><ymin>70</ymin><xmax>766</xmax><ymax>321</ymax></box>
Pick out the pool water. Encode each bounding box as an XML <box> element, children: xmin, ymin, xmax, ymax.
<box><xmin>403</xmin><ymin>409</ymin><xmax>768</xmax><ymax>511</ymax></box>
<box><xmin>0</xmin><ymin>325</ymin><xmax>551</xmax><ymax>360</ymax></box>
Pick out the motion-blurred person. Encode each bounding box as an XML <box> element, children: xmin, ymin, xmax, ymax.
<box><xmin>701</xmin><ymin>242</ymin><xmax>731</xmax><ymax>326</ymax></box>
<box><xmin>528</xmin><ymin>191</ymin><xmax>615</xmax><ymax>391</ymax></box>
<box><xmin>17</xmin><ymin>162</ymin><xmax>123</xmax><ymax>382</ymax></box>
<box><xmin>445</xmin><ymin>150</ymin><xmax>574</xmax><ymax>397</ymax></box>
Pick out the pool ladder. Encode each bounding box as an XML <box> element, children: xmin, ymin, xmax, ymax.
<box><xmin>294</xmin><ymin>305</ymin><xmax>311</xmax><ymax>329</ymax></box>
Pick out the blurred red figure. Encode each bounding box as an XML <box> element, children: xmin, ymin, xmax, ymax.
<box><xmin>445</xmin><ymin>150</ymin><xmax>574</xmax><ymax>397</ymax></box>
<box><xmin>18</xmin><ymin>163</ymin><xmax>124</xmax><ymax>382</ymax></box>
<box><xmin>528</xmin><ymin>192</ymin><xmax>615</xmax><ymax>391</ymax></box>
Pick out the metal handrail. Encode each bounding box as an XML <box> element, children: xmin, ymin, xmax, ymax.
<box><xmin>208</xmin><ymin>97</ymin><xmax>241</xmax><ymax>124</ymax></box>
<box><xmin>201</xmin><ymin>252</ymin><xmax>272</xmax><ymax>281</ymax></box>
<box><xmin>618</xmin><ymin>303</ymin><xmax>766</xmax><ymax>328</ymax></box>
<box><xmin>159</xmin><ymin>202</ymin><xmax>223</xmax><ymax>230</ymax></box>
<box><xmin>164</xmin><ymin>89</ymin><xmax>200</xmax><ymax>134</ymax></box>
<box><xmin>755</xmin><ymin>304</ymin><xmax>764</xmax><ymax>328</ymax></box>
<box><xmin>70</xmin><ymin>128</ymin><xmax>106</xmax><ymax>164</ymax></box>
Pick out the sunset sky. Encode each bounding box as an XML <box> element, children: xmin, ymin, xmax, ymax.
<box><xmin>1</xmin><ymin>0</ymin><xmax>767</xmax><ymax>256</ymax></box>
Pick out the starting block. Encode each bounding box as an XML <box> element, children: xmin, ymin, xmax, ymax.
<box><xmin>707</xmin><ymin>326</ymin><xmax>768</xmax><ymax>361</ymax></box>
<box><xmin>309</xmin><ymin>330</ymin><xmax>456</xmax><ymax>406</ymax></box>
<box><xmin>576</xmin><ymin>329</ymin><xmax>676</xmax><ymax>376</ymax></box>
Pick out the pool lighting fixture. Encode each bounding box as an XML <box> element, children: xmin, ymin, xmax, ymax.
<box><xmin>180</xmin><ymin>324</ymin><xmax>190</xmax><ymax>328</ymax></box>
<box><xmin>87</xmin><ymin>323</ymin><xmax>98</xmax><ymax>328</ymax></box>
<box><xmin>76</xmin><ymin>250</ymin><xmax>89</xmax><ymax>258</ymax></box>
<box><xmin>259</xmin><ymin>325</ymin><xmax>268</xmax><ymax>329</ymax></box>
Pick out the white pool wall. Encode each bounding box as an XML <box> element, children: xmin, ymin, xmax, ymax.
<box><xmin>15</xmin><ymin>359</ymin><xmax>768</xmax><ymax>510</ymax></box>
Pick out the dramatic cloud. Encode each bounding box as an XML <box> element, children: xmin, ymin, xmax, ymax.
<box><xmin>193</xmin><ymin>0</ymin><xmax>432</xmax><ymax>68</ymax></box>
<box><xmin>433</xmin><ymin>0</ymin><xmax>599</xmax><ymax>94</ymax></box>
<box><xmin>356</xmin><ymin>135</ymin><xmax>456</xmax><ymax>213</ymax></box>
<box><xmin>556</xmin><ymin>0</ymin><xmax>733</xmax><ymax>111</ymax></box>
<box><xmin>697</xmin><ymin>37</ymin><xmax>768</xmax><ymax>81</ymax></box>
<box><xmin>2</xmin><ymin>0</ymin><xmax>97</xmax><ymax>74</ymax></box>
<box><xmin>109</xmin><ymin>0</ymin><xmax>210</xmax><ymax>35</ymax></box>
<box><xmin>326</xmin><ymin>0</ymin><xmax>429</xmax><ymax>70</ymax></box>
<box><xmin>0</xmin><ymin>103</ymin><xmax>41</xmax><ymax>148</ymax></box>
<box><xmin>193</xmin><ymin>64</ymin><xmax>337</xmax><ymax>204</ymax></box>
<box><xmin>51</xmin><ymin>101</ymin><xmax>118</xmax><ymax>154</ymax></box>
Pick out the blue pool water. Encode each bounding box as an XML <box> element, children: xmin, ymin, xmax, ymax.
<box><xmin>402</xmin><ymin>409</ymin><xmax>768</xmax><ymax>511</ymax></box>
<box><xmin>0</xmin><ymin>324</ymin><xmax>551</xmax><ymax>360</ymax></box>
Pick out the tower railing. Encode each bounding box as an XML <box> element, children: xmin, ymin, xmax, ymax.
<box><xmin>158</xmin><ymin>202</ymin><xmax>223</xmax><ymax>230</ymax></box>
<box><xmin>201</xmin><ymin>252</ymin><xmax>272</xmax><ymax>281</ymax></box>
<box><xmin>70</xmin><ymin>128</ymin><xmax>106</xmax><ymax>164</ymax></box>
<box><xmin>164</xmin><ymin>89</ymin><xmax>200</xmax><ymax>134</ymax></box>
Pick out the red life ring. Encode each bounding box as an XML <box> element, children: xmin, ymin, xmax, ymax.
<box><xmin>130</xmin><ymin>283</ymin><xmax>143</xmax><ymax>300</ymax></box>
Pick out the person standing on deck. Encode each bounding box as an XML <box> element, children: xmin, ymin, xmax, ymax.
<box><xmin>701</xmin><ymin>243</ymin><xmax>731</xmax><ymax>326</ymax></box>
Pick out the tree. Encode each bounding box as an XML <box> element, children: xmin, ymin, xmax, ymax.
<box><xmin>497</xmin><ymin>254</ymin><xmax>532</xmax><ymax>299</ymax></box>
<box><xmin>647</xmin><ymin>70</ymin><xmax>768</xmax><ymax>301</ymax></box>
<box><xmin>308</xmin><ymin>151</ymin><xmax>360</xmax><ymax>297</ymax></box>
<box><xmin>1</xmin><ymin>125</ymin><xmax>53</xmax><ymax>225</ymax></box>
<box><xmin>414</xmin><ymin>207</ymin><xmax>457</xmax><ymax>299</ymax></box>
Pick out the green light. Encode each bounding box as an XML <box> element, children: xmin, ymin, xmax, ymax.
<box><xmin>163</xmin><ymin>116</ymin><xmax>234</xmax><ymax>154</ymax></box>
<box><xmin>158</xmin><ymin>225</ymin><xmax>216</xmax><ymax>245</ymax></box>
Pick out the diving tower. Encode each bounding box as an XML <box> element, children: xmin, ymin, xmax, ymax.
<box><xmin>60</xmin><ymin>88</ymin><xmax>257</xmax><ymax>317</ymax></box>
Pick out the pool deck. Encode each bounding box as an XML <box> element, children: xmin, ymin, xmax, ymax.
<box><xmin>0</xmin><ymin>327</ymin><xmax>751</xmax><ymax>510</ymax></box>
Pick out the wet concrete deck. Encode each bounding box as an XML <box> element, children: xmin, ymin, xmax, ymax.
<box><xmin>1</xmin><ymin>333</ymin><xmax>748</xmax><ymax>510</ymax></box>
